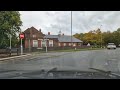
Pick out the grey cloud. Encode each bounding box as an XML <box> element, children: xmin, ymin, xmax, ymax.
<box><xmin>20</xmin><ymin>11</ymin><xmax>120</xmax><ymax>35</ymax></box>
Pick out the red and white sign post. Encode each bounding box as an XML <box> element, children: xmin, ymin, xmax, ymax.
<box><xmin>19</xmin><ymin>33</ymin><xmax>24</xmax><ymax>55</ymax></box>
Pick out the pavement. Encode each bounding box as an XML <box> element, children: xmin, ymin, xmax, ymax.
<box><xmin>0</xmin><ymin>54</ymin><xmax>31</xmax><ymax>61</ymax></box>
<box><xmin>0</xmin><ymin>48</ymin><xmax>120</xmax><ymax>78</ymax></box>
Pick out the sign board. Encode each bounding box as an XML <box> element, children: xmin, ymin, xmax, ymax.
<box><xmin>19</xmin><ymin>33</ymin><xmax>24</xmax><ymax>39</ymax></box>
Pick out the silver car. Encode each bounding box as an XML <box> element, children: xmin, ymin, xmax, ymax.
<box><xmin>107</xmin><ymin>43</ymin><xmax>116</xmax><ymax>49</ymax></box>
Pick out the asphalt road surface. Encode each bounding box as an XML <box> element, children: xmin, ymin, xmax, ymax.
<box><xmin>0</xmin><ymin>48</ymin><xmax>120</xmax><ymax>79</ymax></box>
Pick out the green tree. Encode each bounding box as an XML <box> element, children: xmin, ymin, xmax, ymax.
<box><xmin>0</xmin><ymin>11</ymin><xmax>22</xmax><ymax>48</ymax></box>
<box><xmin>73</xmin><ymin>27</ymin><xmax>120</xmax><ymax>47</ymax></box>
<box><xmin>117</xmin><ymin>28</ymin><xmax>120</xmax><ymax>32</ymax></box>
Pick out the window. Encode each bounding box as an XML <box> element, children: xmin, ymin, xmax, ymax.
<box><xmin>33</xmin><ymin>35</ymin><xmax>36</xmax><ymax>38</ymax></box>
<box><xmin>78</xmin><ymin>43</ymin><xmax>81</xmax><ymax>46</ymax></box>
<box><xmin>73</xmin><ymin>43</ymin><xmax>76</xmax><ymax>46</ymax></box>
<box><xmin>69</xmin><ymin>43</ymin><xmax>71</xmax><ymax>46</ymax></box>
<box><xmin>49</xmin><ymin>40</ymin><xmax>53</xmax><ymax>47</ymax></box>
<box><xmin>33</xmin><ymin>40</ymin><xmax>38</xmax><ymax>47</ymax></box>
<box><xmin>64</xmin><ymin>43</ymin><xmax>66</xmax><ymax>46</ymax></box>
<box><xmin>58</xmin><ymin>43</ymin><xmax>61</xmax><ymax>46</ymax></box>
<box><xmin>41</xmin><ymin>40</ymin><xmax>46</xmax><ymax>47</ymax></box>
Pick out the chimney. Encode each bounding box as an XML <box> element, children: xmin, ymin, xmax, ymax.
<box><xmin>39</xmin><ymin>29</ymin><xmax>41</xmax><ymax>32</ymax></box>
<box><xmin>48</xmin><ymin>32</ymin><xmax>50</xmax><ymax>35</ymax></box>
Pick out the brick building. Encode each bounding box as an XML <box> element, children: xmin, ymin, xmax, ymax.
<box><xmin>23</xmin><ymin>26</ymin><xmax>83</xmax><ymax>51</ymax></box>
<box><xmin>44</xmin><ymin>32</ymin><xmax>83</xmax><ymax>47</ymax></box>
<box><xmin>24</xmin><ymin>27</ymin><xmax>45</xmax><ymax>51</ymax></box>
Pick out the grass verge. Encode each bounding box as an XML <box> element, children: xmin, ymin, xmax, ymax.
<box><xmin>50</xmin><ymin>48</ymin><xmax>104</xmax><ymax>52</ymax></box>
<box><xmin>31</xmin><ymin>48</ymin><xmax>105</xmax><ymax>54</ymax></box>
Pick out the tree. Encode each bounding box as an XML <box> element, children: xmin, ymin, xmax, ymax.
<box><xmin>0</xmin><ymin>11</ymin><xmax>22</xmax><ymax>48</ymax></box>
<box><xmin>102</xmin><ymin>31</ymin><xmax>112</xmax><ymax>46</ymax></box>
<box><xmin>73</xmin><ymin>33</ymin><xmax>84</xmax><ymax>40</ymax></box>
<box><xmin>73</xmin><ymin>27</ymin><xmax>120</xmax><ymax>47</ymax></box>
<box><xmin>117</xmin><ymin>28</ymin><xmax>120</xmax><ymax>32</ymax></box>
<box><xmin>112</xmin><ymin>30</ymin><xmax>120</xmax><ymax>46</ymax></box>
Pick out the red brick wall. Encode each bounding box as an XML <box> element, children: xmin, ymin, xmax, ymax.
<box><xmin>47</xmin><ymin>40</ymin><xmax>49</xmax><ymax>47</ymax></box>
<box><xmin>38</xmin><ymin>40</ymin><xmax>41</xmax><ymax>47</ymax></box>
<box><xmin>66</xmin><ymin>43</ymin><xmax>69</xmax><ymax>46</ymax></box>
<box><xmin>25</xmin><ymin>39</ymin><xmax>42</xmax><ymax>48</ymax></box>
<box><xmin>25</xmin><ymin>39</ymin><xmax>33</xmax><ymax>48</ymax></box>
<box><xmin>30</xmin><ymin>40</ymin><xmax>33</xmax><ymax>48</ymax></box>
<box><xmin>25</xmin><ymin>39</ymin><xmax>28</xmax><ymax>48</ymax></box>
<box><xmin>24</xmin><ymin>27</ymin><xmax>45</xmax><ymax>48</ymax></box>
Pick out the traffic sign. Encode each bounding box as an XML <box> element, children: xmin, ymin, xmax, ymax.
<box><xmin>20</xmin><ymin>33</ymin><xmax>24</xmax><ymax>39</ymax></box>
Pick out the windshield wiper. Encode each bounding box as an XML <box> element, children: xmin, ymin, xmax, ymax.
<box><xmin>41</xmin><ymin>67</ymin><xmax>57</xmax><ymax>74</ymax></box>
<box><xmin>89</xmin><ymin>68</ymin><xmax>120</xmax><ymax>78</ymax></box>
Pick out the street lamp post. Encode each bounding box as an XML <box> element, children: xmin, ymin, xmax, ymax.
<box><xmin>9</xmin><ymin>34</ymin><xmax>11</xmax><ymax>56</ymax></box>
<box><xmin>9</xmin><ymin>27</ymin><xmax>12</xmax><ymax>56</ymax></box>
<box><xmin>45</xmin><ymin>35</ymin><xmax>47</xmax><ymax>53</ymax></box>
<box><xmin>100</xmin><ymin>25</ymin><xmax>102</xmax><ymax>48</ymax></box>
<box><xmin>71</xmin><ymin>11</ymin><xmax>72</xmax><ymax>47</ymax></box>
<box><xmin>46</xmin><ymin>40</ymin><xmax>47</xmax><ymax>53</ymax></box>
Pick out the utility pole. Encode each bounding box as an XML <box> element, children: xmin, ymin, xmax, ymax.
<box><xmin>100</xmin><ymin>25</ymin><xmax>102</xmax><ymax>48</ymax></box>
<box><xmin>71</xmin><ymin>11</ymin><xmax>72</xmax><ymax>47</ymax></box>
<box><xmin>9</xmin><ymin>34</ymin><xmax>11</xmax><ymax>56</ymax></box>
<box><xmin>45</xmin><ymin>35</ymin><xmax>47</xmax><ymax>53</ymax></box>
<box><xmin>9</xmin><ymin>27</ymin><xmax>12</xmax><ymax>56</ymax></box>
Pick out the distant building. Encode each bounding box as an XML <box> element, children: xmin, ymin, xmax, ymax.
<box><xmin>23</xmin><ymin>26</ymin><xmax>83</xmax><ymax>50</ymax></box>
<box><xmin>44</xmin><ymin>33</ymin><xmax>83</xmax><ymax>47</ymax></box>
<box><xmin>24</xmin><ymin>26</ymin><xmax>45</xmax><ymax>50</ymax></box>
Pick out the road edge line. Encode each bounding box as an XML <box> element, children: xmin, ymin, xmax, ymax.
<box><xmin>0</xmin><ymin>54</ymin><xmax>31</xmax><ymax>61</ymax></box>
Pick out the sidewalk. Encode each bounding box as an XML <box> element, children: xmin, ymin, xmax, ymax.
<box><xmin>0</xmin><ymin>53</ymin><xmax>31</xmax><ymax>61</ymax></box>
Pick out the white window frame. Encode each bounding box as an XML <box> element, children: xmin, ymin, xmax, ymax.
<box><xmin>33</xmin><ymin>35</ymin><xmax>36</xmax><ymax>38</ymax></box>
<box><xmin>69</xmin><ymin>43</ymin><xmax>71</xmax><ymax>46</ymax></box>
<box><xmin>58</xmin><ymin>43</ymin><xmax>61</xmax><ymax>46</ymax></box>
<box><xmin>73</xmin><ymin>43</ymin><xmax>76</xmax><ymax>46</ymax></box>
<box><xmin>33</xmin><ymin>40</ymin><xmax>38</xmax><ymax>47</ymax></box>
<box><xmin>49</xmin><ymin>40</ymin><xmax>53</xmax><ymax>47</ymax></box>
<box><xmin>41</xmin><ymin>40</ymin><xmax>46</xmax><ymax>47</ymax></box>
<box><xmin>64</xmin><ymin>43</ymin><xmax>66</xmax><ymax>46</ymax></box>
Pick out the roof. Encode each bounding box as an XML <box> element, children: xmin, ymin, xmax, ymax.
<box><xmin>24</xmin><ymin>26</ymin><xmax>45</xmax><ymax>37</ymax></box>
<box><xmin>45</xmin><ymin>35</ymin><xmax>58</xmax><ymax>39</ymax></box>
<box><xmin>24</xmin><ymin>26</ymin><xmax>38</xmax><ymax>33</ymax></box>
<box><xmin>44</xmin><ymin>35</ymin><xmax>83</xmax><ymax>43</ymax></box>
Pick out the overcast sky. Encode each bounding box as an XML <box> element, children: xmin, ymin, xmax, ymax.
<box><xmin>20</xmin><ymin>11</ymin><xmax>120</xmax><ymax>35</ymax></box>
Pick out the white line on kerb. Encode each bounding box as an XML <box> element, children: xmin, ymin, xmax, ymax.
<box><xmin>0</xmin><ymin>54</ymin><xmax>31</xmax><ymax>61</ymax></box>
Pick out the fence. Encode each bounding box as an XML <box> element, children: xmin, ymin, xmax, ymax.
<box><xmin>0</xmin><ymin>48</ymin><xmax>19</xmax><ymax>57</ymax></box>
<box><xmin>23</xmin><ymin>45</ymin><xmax>91</xmax><ymax>52</ymax></box>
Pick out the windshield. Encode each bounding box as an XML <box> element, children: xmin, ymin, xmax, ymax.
<box><xmin>0</xmin><ymin>11</ymin><xmax>120</xmax><ymax>79</ymax></box>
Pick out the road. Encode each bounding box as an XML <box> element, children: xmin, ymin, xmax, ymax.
<box><xmin>0</xmin><ymin>48</ymin><xmax>120</xmax><ymax>78</ymax></box>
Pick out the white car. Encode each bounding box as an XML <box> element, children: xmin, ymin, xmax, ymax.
<box><xmin>107</xmin><ymin>43</ymin><xmax>116</xmax><ymax>49</ymax></box>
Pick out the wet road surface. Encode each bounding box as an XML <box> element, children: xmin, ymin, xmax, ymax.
<box><xmin>0</xmin><ymin>48</ymin><xmax>120</xmax><ymax>78</ymax></box>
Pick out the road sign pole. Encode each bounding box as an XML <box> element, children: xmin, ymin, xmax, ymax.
<box><xmin>46</xmin><ymin>40</ymin><xmax>47</xmax><ymax>53</ymax></box>
<box><xmin>21</xmin><ymin>38</ymin><xmax>23</xmax><ymax>55</ymax></box>
<box><xmin>20</xmin><ymin>33</ymin><xmax>24</xmax><ymax>55</ymax></box>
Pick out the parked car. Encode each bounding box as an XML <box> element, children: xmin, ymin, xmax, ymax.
<box><xmin>107</xmin><ymin>43</ymin><xmax>116</xmax><ymax>49</ymax></box>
